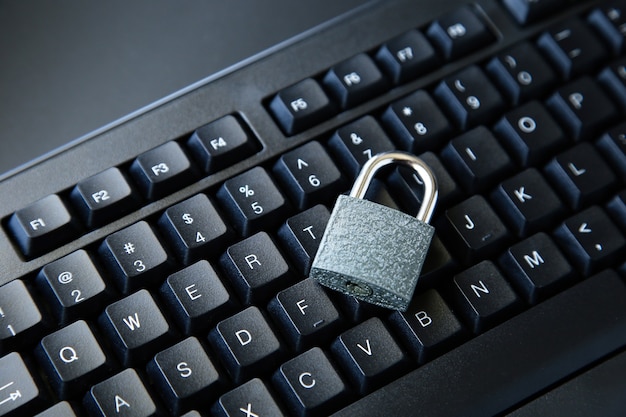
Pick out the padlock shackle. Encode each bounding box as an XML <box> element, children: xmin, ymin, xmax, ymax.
<box><xmin>350</xmin><ymin>151</ymin><xmax>438</xmax><ymax>223</ymax></box>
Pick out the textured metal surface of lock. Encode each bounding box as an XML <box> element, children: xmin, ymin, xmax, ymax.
<box><xmin>310</xmin><ymin>151</ymin><xmax>437</xmax><ymax>311</ymax></box>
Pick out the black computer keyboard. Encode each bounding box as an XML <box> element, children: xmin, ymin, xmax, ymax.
<box><xmin>2</xmin><ymin>0</ymin><xmax>626</xmax><ymax>416</ymax></box>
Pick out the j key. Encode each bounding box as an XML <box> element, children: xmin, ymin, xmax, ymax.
<box><xmin>98</xmin><ymin>221</ymin><xmax>170</xmax><ymax>294</ymax></box>
<box><xmin>34</xmin><ymin>402</ymin><xmax>78</xmax><ymax>417</ymax></box>
<box><xmin>537</xmin><ymin>18</ymin><xmax>608</xmax><ymax>80</ymax></box>
<box><xmin>441</xmin><ymin>126</ymin><xmax>514</xmax><ymax>194</ymax></box>
<box><xmin>426</xmin><ymin>6</ymin><xmax>494</xmax><ymax>60</ymax></box>
<box><xmin>375</xmin><ymin>29</ymin><xmax>439</xmax><ymax>84</ymax></box>
<box><xmin>491</xmin><ymin>168</ymin><xmax>566</xmax><ymax>237</ymax></box>
<box><xmin>554</xmin><ymin>206</ymin><xmax>626</xmax><ymax>276</ymax></box>
<box><xmin>486</xmin><ymin>42</ymin><xmax>557</xmax><ymax>105</ymax></box>
<box><xmin>273</xmin><ymin>141</ymin><xmax>345</xmax><ymax>210</ymax></box>
<box><xmin>130</xmin><ymin>141</ymin><xmax>194</xmax><ymax>199</ymax></box>
<box><xmin>212</xmin><ymin>378</ymin><xmax>285</xmax><ymax>417</ymax></box>
<box><xmin>381</xmin><ymin>90</ymin><xmax>453</xmax><ymax>153</ymax></box>
<box><xmin>328</xmin><ymin>116</ymin><xmax>395</xmax><ymax>179</ymax></box>
<box><xmin>331</xmin><ymin>318</ymin><xmax>408</xmax><ymax>395</ymax></box>
<box><xmin>161</xmin><ymin>261</ymin><xmax>235</xmax><ymax>335</ymax></box>
<box><xmin>0</xmin><ymin>353</ymin><xmax>42</xmax><ymax>417</ymax></box>
<box><xmin>8</xmin><ymin>194</ymin><xmax>77</xmax><ymax>258</ymax></box>
<box><xmin>588</xmin><ymin>1</ymin><xmax>626</xmax><ymax>55</ymax></box>
<box><xmin>217</xmin><ymin>166</ymin><xmax>289</xmax><ymax>236</ymax></box>
<box><xmin>434</xmin><ymin>66</ymin><xmax>505</xmax><ymax>130</ymax></box>
<box><xmin>439</xmin><ymin>195</ymin><xmax>511</xmax><ymax>264</ymax></box>
<box><xmin>388</xmin><ymin>289</ymin><xmax>465</xmax><ymax>364</ymax></box>
<box><xmin>493</xmin><ymin>101</ymin><xmax>566</xmax><ymax>167</ymax></box>
<box><xmin>269</xmin><ymin>78</ymin><xmax>336</xmax><ymax>135</ymax></box>
<box><xmin>450</xmin><ymin>261</ymin><xmax>521</xmax><ymax>334</ymax></box>
<box><xmin>599</xmin><ymin>57</ymin><xmax>626</xmax><ymax>111</ymax></box>
<box><xmin>36</xmin><ymin>250</ymin><xmax>108</xmax><ymax>324</ymax></box>
<box><xmin>99</xmin><ymin>289</ymin><xmax>173</xmax><ymax>366</ymax></box>
<box><xmin>278</xmin><ymin>205</ymin><xmax>330</xmax><ymax>276</ymax></box>
<box><xmin>35</xmin><ymin>320</ymin><xmax>107</xmax><ymax>399</ymax></box>
<box><xmin>546</xmin><ymin>77</ymin><xmax>618</xmax><ymax>141</ymax></box>
<box><xmin>500</xmin><ymin>232</ymin><xmax>576</xmax><ymax>304</ymax></box>
<box><xmin>70</xmin><ymin>167</ymin><xmax>137</xmax><ymax>228</ymax></box>
<box><xmin>0</xmin><ymin>280</ymin><xmax>43</xmax><ymax>353</ymax></box>
<box><xmin>187</xmin><ymin>115</ymin><xmax>258</xmax><ymax>174</ymax></box>
<box><xmin>323</xmin><ymin>53</ymin><xmax>388</xmax><ymax>109</ymax></box>
<box><xmin>607</xmin><ymin>190</ymin><xmax>626</xmax><ymax>231</ymax></box>
<box><xmin>268</xmin><ymin>278</ymin><xmax>343</xmax><ymax>352</ymax></box>
<box><xmin>84</xmin><ymin>369</ymin><xmax>157</xmax><ymax>417</ymax></box>
<box><xmin>208</xmin><ymin>306</ymin><xmax>284</xmax><ymax>383</ymax></box>
<box><xmin>597</xmin><ymin>121</ymin><xmax>626</xmax><ymax>179</ymax></box>
<box><xmin>502</xmin><ymin>0</ymin><xmax>566</xmax><ymax>26</ymax></box>
<box><xmin>545</xmin><ymin>142</ymin><xmax>618</xmax><ymax>210</ymax></box>
<box><xmin>148</xmin><ymin>337</ymin><xmax>221</xmax><ymax>416</ymax></box>
<box><xmin>159</xmin><ymin>193</ymin><xmax>231</xmax><ymax>265</ymax></box>
<box><xmin>273</xmin><ymin>347</ymin><xmax>350</xmax><ymax>417</ymax></box>
<box><xmin>220</xmin><ymin>232</ymin><xmax>292</xmax><ymax>305</ymax></box>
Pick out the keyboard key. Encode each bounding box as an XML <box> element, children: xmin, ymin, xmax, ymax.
<box><xmin>187</xmin><ymin>115</ymin><xmax>258</xmax><ymax>174</ymax></box>
<box><xmin>8</xmin><ymin>194</ymin><xmax>77</xmax><ymax>258</ymax></box>
<box><xmin>537</xmin><ymin>18</ymin><xmax>608</xmax><ymax>80</ymax></box>
<box><xmin>212</xmin><ymin>378</ymin><xmax>285</xmax><ymax>417</ymax></box>
<box><xmin>147</xmin><ymin>337</ymin><xmax>221</xmax><ymax>415</ymax></box>
<box><xmin>0</xmin><ymin>280</ymin><xmax>43</xmax><ymax>352</ymax></box>
<box><xmin>268</xmin><ymin>278</ymin><xmax>344</xmax><ymax>352</ymax></box>
<box><xmin>70</xmin><ymin>167</ymin><xmax>138</xmax><ymax>228</ymax></box>
<box><xmin>98</xmin><ymin>221</ymin><xmax>170</xmax><ymax>294</ymax></box>
<box><xmin>99</xmin><ymin>289</ymin><xmax>173</xmax><ymax>367</ymax></box>
<box><xmin>84</xmin><ymin>368</ymin><xmax>157</xmax><ymax>417</ymax></box>
<box><xmin>278</xmin><ymin>205</ymin><xmax>330</xmax><ymax>276</ymax></box>
<box><xmin>491</xmin><ymin>168</ymin><xmax>565</xmax><ymax>237</ymax></box>
<box><xmin>208</xmin><ymin>306</ymin><xmax>284</xmax><ymax>383</ymax></box>
<box><xmin>273</xmin><ymin>141</ymin><xmax>345</xmax><ymax>210</ymax></box>
<box><xmin>554</xmin><ymin>206</ymin><xmax>626</xmax><ymax>276</ymax></box>
<box><xmin>607</xmin><ymin>190</ymin><xmax>626</xmax><ymax>231</ymax></box>
<box><xmin>323</xmin><ymin>53</ymin><xmax>388</xmax><ymax>109</ymax></box>
<box><xmin>130</xmin><ymin>141</ymin><xmax>195</xmax><ymax>199</ymax></box>
<box><xmin>426</xmin><ymin>6</ymin><xmax>494</xmax><ymax>60</ymax></box>
<box><xmin>434</xmin><ymin>65</ymin><xmax>505</xmax><ymax>130</ymax></box>
<box><xmin>220</xmin><ymin>232</ymin><xmax>293</xmax><ymax>305</ymax></box>
<box><xmin>546</xmin><ymin>77</ymin><xmax>618</xmax><ymax>141</ymax></box>
<box><xmin>588</xmin><ymin>1</ymin><xmax>626</xmax><ymax>55</ymax></box>
<box><xmin>34</xmin><ymin>402</ymin><xmax>78</xmax><ymax>417</ymax></box>
<box><xmin>273</xmin><ymin>347</ymin><xmax>350</xmax><ymax>417</ymax></box>
<box><xmin>35</xmin><ymin>320</ymin><xmax>108</xmax><ymax>399</ymax></box>
<box><xmin>158</xmin><ymin>193</ymin><xmax>231</xmax><ymax>265</ymax></box>
<box><xmin>0</xmin><ymin>353</ymin><xmax>42</xmax><ymax>417</ymax></box>
<box><xmin>381</xmin><ymin>90</ymin><xmax>453</xmax><ymax>153</ymax></box>
<box><xmin>493</xmin><ymin>100</ymin><xmax>566</xmax><ymax>166</ymax></box>
<box><xmin>217</xmin><ymin>166</ymin><xmax>289</xmax><ymax>237</ymax></box>
<box><xmin>500</xmin><ymin>232</ymin><xmax>576</xmax><ymax>304</ymax></box>
<box><xmin>487</xmin><ymin>42</ymin><xmax>557</xmax><ymax>105</ymax></box>
<box><xmin>375</xmin><ymin>29</ymin><xmax>439</xmax><ymax>84</ymax></box>
<box><xmin>36</xmin><ymin>250</ymin><xmax>109</xmax><ymax>324</ymax></box>
<box><xmin>331</xmin><ymin>317</ymin><xmax>408</xmax><ymax>395</ymax></box>
<box><xmin>596</xmin><ymin>122</ymin><xmax>626</xmax><ymax>180</ymax></box>
<box><xmin>160</xmin><ymin>261</ymin><xmax>235</xmax><ymax>335</ymax></box>
<box><xmin>598</xmin><ymin>57</ymin><xmax>626</xmax><ymax>111</ymax></box>
<box><xmin>544</xmin><ymin>142</ymin><xmax>618</xmax><ymax>210</ymax></box>
<box><xmin>502</xmin><ymin>0</ymin><xmax>565</xmax><ymax>26</ymax></box>
<box><xmin>269</xmin><ymin>78</ymin><xmax>336</xmax><ymax>135</ymax></box>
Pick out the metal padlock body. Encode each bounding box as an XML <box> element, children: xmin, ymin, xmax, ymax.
<box><xmin>311</xmin><ymin>151</ymin><xmax>437</xmax><ymax>311</ymax></box>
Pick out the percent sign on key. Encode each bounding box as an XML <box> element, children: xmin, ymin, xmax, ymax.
<box><xmin>239</xmin><ymin>185</ymin><xmax>254</xmax><ymax>197</ymax></box>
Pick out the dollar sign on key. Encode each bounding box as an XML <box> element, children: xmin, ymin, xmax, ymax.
<box><xmin>182</xmin><ymin>213</ymin><xmax>194</xmax><ymax>225</ymax></box>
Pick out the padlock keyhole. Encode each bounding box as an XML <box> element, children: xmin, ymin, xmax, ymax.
<box><xmin>345</xmin><ymin>281</ymin><xmax>373</xmax><ymax>297</ymax></box>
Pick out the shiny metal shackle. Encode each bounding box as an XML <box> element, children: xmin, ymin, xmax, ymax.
<box><xmin>349</xmin><ymin>151</ymin><xmax>438</xmax><ymax>223</ymax></box>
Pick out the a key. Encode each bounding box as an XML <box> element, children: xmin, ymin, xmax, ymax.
<box><xmin>35</xmin><ymin>320</ymin><xmax>108</xmax><ymax>399</ymax></box>
<box><xmin>160</xmin><ymin>260</ymin><xmax>235</xmax><ymax>335</ymax></box>
<box><xmin>502</xmin><ymin>0</ymin><xmax>565</xmax><ymax>26</ymax></box>
<box><xmin>0</xmin><ymin>280</ymin><xmax>43</xmax><ymax>353</ymax></box>
<box><xmin>599</xmin><ymin>57</ymin><xmax>626</xmax><ymax>111</ymax></box>
<box><xmin>98</xmin><ymin>289</ymin><xmax>173</xmax><ymax>366</ymax></box>
<box><xmin>70</xmin><ymin>167</ymin><xmax>138</xmax><ymax>228</ymax></box>
<box><xmin>607</xmin><ymin>190</ymin><xmax>626</xmax><ymax>232</ymax></box>
<box><xmin>147</xmin><ymin>337</ymin><xmax>221</xmax><ymax>416</ymax></box>
<box><xmin>98</xmin><ymin>221</ymin><xmax>170</xmax><ymax>293</ymax></box>
<box><xmin>0</xmin><ymin>353</ymin><xmax>42</xmax><ymax>417</ymax></box>
<box><xmin>500</xmin><ymin>232</ymin><xmax>576</xmax><ymax>304</ymax></box>
<box><xmin>208</xmin><ymin>306</ymin><xmax>284</xmax><ymax>383</ymax></box>
<box><xmin>8</xmin><ymin>194</ymin><xmax>78</xmax><ymax>258</ymax></box>
<box><xmin>84</xmin><ymin>369</ymin><xmax>157</xmax><ymax>417</ymax></box>
<box><xmin>187</xmin><ymin>115</ymin><xmax>258</xmax><ymax>174</ymax></box>
<box><xmin>331</xmin><ymin>317</ymin><xmax>408</xmax><ymax>395</ymax></box>
<box><xmin>375</xmin><ymin>29</ymin><xmax>439</xmax><ymax>84</ymax></box>
<box><xmin>130</xmin><ymin>141</ymin><xmax>195</xmax><ymax>199</ymax></box>
<box><xmin>212</xmin><ymin>378</ymin><xmax>285</xmax><ymax>417</ymax></box>
<box><xmin>597</xmin><ymin>121</ymin><xmax>626</xmax><ymax>180</ymax></box>
<box><xmin>589</xmin><ymin>1</ymin><xmax>626</xmax><ymax>54</ymax></box>
<box><xmin>220</xmin><ymin>232</ymin><xmax>293</xmax><ymax>305</ymax></box>
<box><xmin>216</xmin><ymin>166</ymin><xmax>289</xmax><ymax>236</ymax></box>
<box><xmin>34</xmin><ymin>402</ymin><xmax>78</xmax><ymax>417</ymax></box>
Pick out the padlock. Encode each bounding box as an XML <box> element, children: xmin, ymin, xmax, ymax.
<box><xmin>310</xmin><ymin>151</ymin><xmax>437</xmax><ymax>311</ymax></box>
